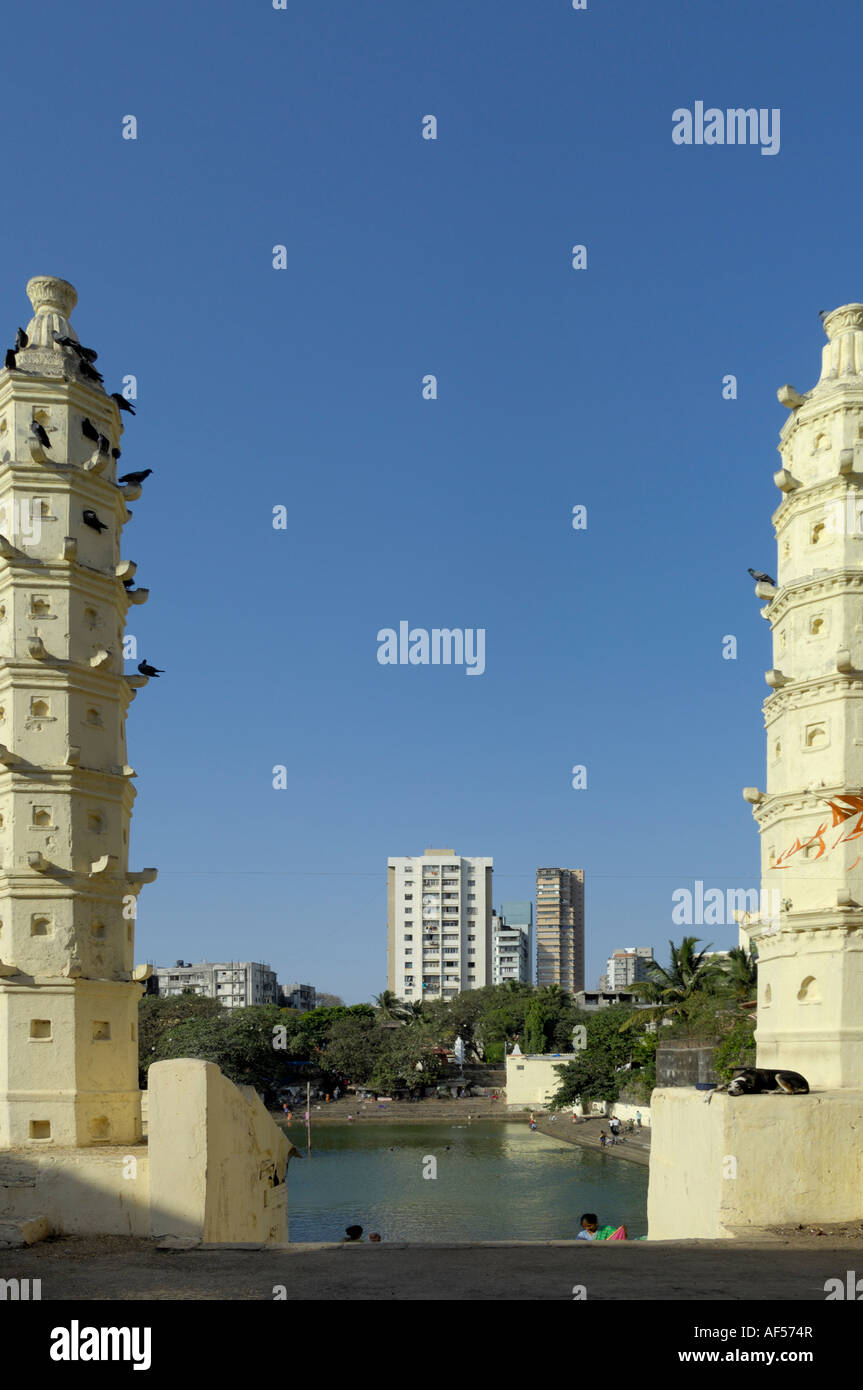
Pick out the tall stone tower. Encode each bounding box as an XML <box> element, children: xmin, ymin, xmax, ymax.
<box><xmin>746</xmin><ymin>303</ymin><xmax>863</xmax><ymax>1090</ymax></box>
<box><xmin>0</xmin><ymin>276</ymin><xmax>154</xmax><ymax>1149</ymax></box>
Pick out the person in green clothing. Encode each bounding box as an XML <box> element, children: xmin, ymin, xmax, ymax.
<box><xmin>576</xmin><ymin>1212</ymin><xmax>628</xmax><ymax>1241</ymax></box>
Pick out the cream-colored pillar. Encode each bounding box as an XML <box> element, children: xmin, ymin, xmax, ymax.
<box><xmin>0</xmin><ymin>276</ymin><xmax>155</xmax><ymax>1149</ymax></box>
<box><xmin>745</xmin><ymin>304</ymin><xmax>863</xmax><ymax>1089</ymax></box>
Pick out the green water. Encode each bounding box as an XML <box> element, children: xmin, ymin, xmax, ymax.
<box><xmin>282</xmin><ymin>1121</ymin><xmax>648</xmax><ymax>1243</ymax></box>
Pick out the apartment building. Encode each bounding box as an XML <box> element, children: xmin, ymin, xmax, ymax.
<box><xmin>535</xmin><ymin>867</ymin><xmax>585</xmax><ymax>992</ymax></box>
<box><xmin>387</xmin><ymin>848</ymin><xmax>493</xmax><ymax>1001</ymax></box>
<box><xmin>491</xmin><ymin>909</ymin><xmax>530</xmax><ymax>984</ymax></box>
<box><xmin>600</xmin><ymin>946</ymin><xmax>654</xmax><ymax>991</ymax></box>
<box><xmin>151</xmin><ymin>959</ymin><xmax>280</xmax><ymax>1009</ymax></box>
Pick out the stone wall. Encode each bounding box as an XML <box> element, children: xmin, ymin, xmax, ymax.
<box><xmin>148</xmin><ymin>1059</ymin><xmax>289</xmax><ymax>1243</ymax></box>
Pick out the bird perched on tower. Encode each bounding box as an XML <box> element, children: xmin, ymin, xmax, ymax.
<box><xmin>14</xmin><ymin>327</ymin><xmax>28</xmax><ymax>351</ymax></box>
<box><xmin>30</xmin><ymin>421</ymin><xmax>51</xmax><ymax>450</ymax></box>
<box><xmin>4</xmin><ymin>349</ymin><xmax>17</xmax><ymax>371</ymax></box>
<box><xmin>82</xmin><ymin>509</ymin><xmax>108</xmax><ymax>533</ymax></box>
<box><xmin>111</xmin><ymin>393</ymin><xmax>136</xmax><ymax>415</ymax></box>
<box><xmin>118</xmin><ymin>469</ymin><xmax>152</xmax><ymax>486</ymax></box>
<box><xmin>138</xmin><ymin>659</ymin><xmax>164</xmax><ymax>678</ymax></box>
<box><xmin>748</xmin><ymin>568</ymin><xmax>776</xmax><ymax>586</ymax></box>
<box><xmin>79</xmin><ymin>360</ymin><xmax>103</xmax><ymax>385</ymax></box>
<box><xmin>52</xmin><ymin>333</ymin><xmax>98</xmax><ymax>364</ymax></box>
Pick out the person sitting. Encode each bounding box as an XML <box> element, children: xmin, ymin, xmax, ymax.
<box><xmin>577</xmin><ymin>1213</ymin><xmax>628</xmax><ymax>1241</ymax></box>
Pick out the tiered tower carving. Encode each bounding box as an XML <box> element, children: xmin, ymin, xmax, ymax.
<box><xmin>0</xmin><ymin>276</ymin><xmax>155</xmax><ymax>1148</ymax></box>
<box><xmin>747</xmin><ymin>304</ymin><xmax>863</xmax><ymax>1088</ymax></box>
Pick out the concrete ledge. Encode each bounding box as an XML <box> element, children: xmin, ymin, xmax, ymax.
<box><xmin>648</xmin><ymin>1087</ymin><xmax>863</xmax><ymax>1239</ymax></box>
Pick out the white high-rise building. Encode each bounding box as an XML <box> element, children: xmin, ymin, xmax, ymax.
<box><xmin>491</xmin><ymin>909</ymin><xmax>530</xmax><ymax>984</ymax></box>
<box><xmin>387</xmin><ymin>848</ymin><xmax>493</xmax><ymax>1001</ymax></box>
<box><xmin>601</xmin><ymin>946</ymin><xmax>654</xmax><ymax>991</ymax></box>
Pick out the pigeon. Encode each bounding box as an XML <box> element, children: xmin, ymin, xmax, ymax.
<box><xmin>79</xmin><ymin>360</ymin><xmax>103</xmax><ymax>385</ymax></box>
<box><xmin>81</xmin><ymin>417</ymin><xmax>100</xmax><ymax>443</ymax></box>
<box><xmin>118</xmin><ymin>469</ymin><xmax>152</xmax><ymax>485</ymax></box>
<box><xmin>748</xmin><ymin>568</ymin><xmax>776</xmax><ymax>586</ymax></box>
<box><xmin>818</xmin><ymin>310</ymin><xmax>827</xmax><ymax>321</ymax></box>
<box><xmin>14</xmin><ymin>327</ymin><xmax>27</xmax><ymax>352</ymax></box>
<box><xmin>30</xmin><ymin>421</ymin><xmax>51</xmax><ymax>450</ymax></box>
<box><xmin>111</xmin><ymin>393</ymin><xmax>136</xmax><ymax>415</ymax></box>
<box><xmin>122</xmin><ymin>579</ymin><xmax>136</xmax><ymax>590</ymax></box>
<box><xmin>4</xmin><ymin>349</ymin><xmax>16</xmax><ymax>370</ymax></box>
<box><xmin>96</xmin><ymin>434</ymin><xmax>110</xmax><ymax>455</ymax></box>
<box><xmin>53</xmin><ymin>333</ymin><xmax>98</xmax><ymax>363</ymax></box>
<box><xmin>82</xmin><ymin>509</ymin><xmax>108</xmax><ymax>533</ymax></box>
<box><xmin>138</xmin><ymin>659</ymin><xmax>164</xmax><ymax>678</ymax></box>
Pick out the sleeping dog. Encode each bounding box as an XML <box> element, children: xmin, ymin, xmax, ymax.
<box><xmin>725</xmin><ymin>1066</ymin><xmax>809</xmax><ymax>1096</ymax></box>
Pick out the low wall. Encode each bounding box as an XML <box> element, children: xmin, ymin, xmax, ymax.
<box><xmin>648</xmin><ymin>1087</ymin><xmax>863</xmax><ymax>1239</ymax></box>
<box><xmin>0</xmin><ymin>1146</ymin><xmax>150</xmax><ymax>1236</ymax></box>
<box><xmin>148</xmin><ymin>1059</ymin><xmax>289</xmax><ymax>1244</ymax></box>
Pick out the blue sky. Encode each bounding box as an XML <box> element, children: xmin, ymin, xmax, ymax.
<box><xmin>2</xmin><ymin>0</ymin><xmax>861</xmax><ymax>1000</ymax></box>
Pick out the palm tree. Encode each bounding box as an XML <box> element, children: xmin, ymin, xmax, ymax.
<box><xmin>722</xmin><ymin>945</ymin><xmax>758</xmax><ymax>1002</ymax></box>
<box><xmin>372</xmin><ymin>989</ymin><xmax>404</xmax><ymax>1022</ymax></box>
<box><xmin>538</xmin><ymin>983</ymin><xmax>569</xmax><ymax>1003</ymax></box>
<box><xmin>629</xmin><ymin>936</ymin><xmax>724</xmax><ymax>1023</ymax></box>
<box><xmin>399</xmin><ymin>1000</ymin><xmax>426</xmax><ymax>1025</ymax></box>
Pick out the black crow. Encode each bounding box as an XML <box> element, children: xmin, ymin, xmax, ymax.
<box><xmin>111</xmin><ymin>393</ymin><xmax>136</xmax><ymax>415</ymax></box>
<box><xmin>748</xmin><ymin>568</ymin><xmax>776</xmax><ymax>586</ymax></box>
<box><xmin>79</xmin><ymin>360</ymin><xmax>103</xmax><ymax>384</ymax></box>
<box><xmin>138</xmin><ymin>659</ymin><xmax>164</xmax><ymax>678</ymax></box>
<box><xmin>4</xmin><ymin>349</ymin><xmax>16</xmax><ymax>370</ymax></box>
<box><xmin>81</xmin><ymin>418</ymin><xmax>99</xmax><ymax>442</ymax></box>
<box><xmin>30</xmin><ymin>421</ymin><xmax>51</xmax><ymax>450</ymax></box>
<box><xmin>118</xmin><ymin>469</ymin><xmax>152</xmax><ymax>485</ymax></box>
<box><xmin>53</xmin><ymin>333</ymin><xmax>98</xmax><ymax>363</ymax></box>
<box><xmin>82</xmin><ymin>509</ymin><xmax>108</xmax><ymax>533</ymax></box>
<box><xmin>14</xmin><ymin>327</ymin><xmax>27</xmax><ymax>351</ymax></box>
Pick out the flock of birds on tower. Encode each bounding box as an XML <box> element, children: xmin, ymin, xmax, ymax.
<box><xmin>3</xmin><ymin>322</ymin><xmax>165</xmax><ymax>683</ymax></box>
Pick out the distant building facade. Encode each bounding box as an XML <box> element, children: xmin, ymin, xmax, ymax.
<box><xmin>491</xmin><ymin>909</ymin><xmax>530</xmax><ymax>984</ymax></box>
<box><xmin>599</xmin><ymin>946</ymin><xmax>654</xmax><ymax>992</ymax></box>
<box><xmin>281</xmin><ymin>982</ymin><xmax>316</xmax><ymax>1012</ymax></box>
<box><xmin>575</xmin><ymin>989</ymin><xmax>641</xmax><ymax>1011</ymax></box>
<box><xmin>387</xmin><ymin>848</ymin><xmax>493</xmax><ymax>1001</ymax></box>
<box><xmin>535</xmin><ymin>867</ymin><xmax>585</xmax><ymax>992</ymax></box>
<box><xmin>499</xmin><ymin>900</ymin><xmax>533</xmax><ymax>984</ymax></box>
<box><xmin>151</xmin><ymin>960</ymin><xmax>279</xmax><ymax>1009</ymax></box>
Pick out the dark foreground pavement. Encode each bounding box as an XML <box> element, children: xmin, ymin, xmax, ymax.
<box><xmin>2</xmin><ymin>1234</ymin><xmax>860</xmax><ymax>1300</ymax></box>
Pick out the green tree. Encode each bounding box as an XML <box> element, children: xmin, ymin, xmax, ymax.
<box><xmin>712</xmin><ymin>1014</ymin><xmax>757</xmax><ymax>1080</ymax></box>
<box><xmin>547</xmin><ymin>1005</ymin><xmax>645</xmax><ymax>1109</ymax></box>
<box><xmin>370</xmin><ymin>1027</ymin><xmax>447</xmax><ymax>1094</ymax></box>
<box><xmin>138</xmin><ymin>991</ymin><xmax>226</xmax><ymax>1086</ymax></box>
<box><xmin>630</xmin><ymin>936</ymin><xmax>725</xmax><ymax>1024</ymax></box>
<box><xmin>372</xmin><ymin>990</ymin><xmax>404</xmax><ymax>1021</ymax></box>
<box><xmin>721</xmin><ymin>946</ymin><xmax>758</xmax><ymax>1001</ymax></box>
<box><xmin>322</xmin><ymin>1014</ymin><xmax>385</xmax><ymax>1084</ymax></box>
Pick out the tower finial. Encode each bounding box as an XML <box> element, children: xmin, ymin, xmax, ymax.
<box><xmin>22</xmin><ymin>275</ymin><xmax>78</xmax><ymax>351</ymax></box>
<box><xmin>26</xmin><ymin>275</ymin><xmax>77</xmax><ymax>320</ymax></box>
